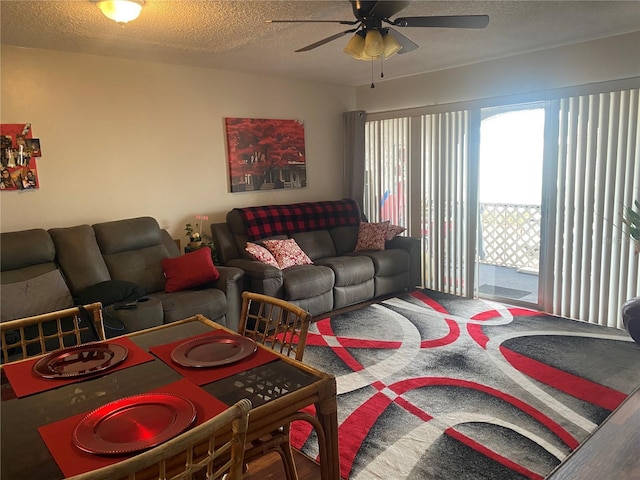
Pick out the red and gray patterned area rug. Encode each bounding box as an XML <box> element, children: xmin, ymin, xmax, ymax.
<box><xmin>290</xmin><ymin>289</ymin><xmax>640</xmax><ymax>479</ymax></box>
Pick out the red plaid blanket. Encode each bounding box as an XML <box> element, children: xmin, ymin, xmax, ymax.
<box><xmin>235</xmin><ymin>199</ymin><xmax>361</xmax><ymax>240</ymax></box>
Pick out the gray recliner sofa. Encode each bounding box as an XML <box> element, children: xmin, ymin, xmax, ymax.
<box><xmin>1</xmin><ymin>217</ymin><xmax>244</xmax><ymax>334</ymax></box>
<box><xmin>211</xmin><ymin>199</ymin><xmax>421</xmax><ymax>317</ymax></box>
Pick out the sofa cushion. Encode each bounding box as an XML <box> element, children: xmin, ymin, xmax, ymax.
<box><xmin>151</xmin><ymin>288</ymin><xmax>227</xmax><ymax>324</ymax></box>
<box><xmin>0</xmin><ymin>229</ymin><xmax>55</xmax><ymax>273</ymax></box>
<box><xmin>102</xmin><ymin>246</ymin><xmax>169</xmax><ymax>294</ymax></box>
<box><xmin>354</xmin><ymin>249</ymin><xmax>410</xmax><ymax>277</ymax></box>
<box><xmin>355</xmin><ymin>221</ymin><xmax>389</xmax><ymax>252</ymax></box>
<box><xmin>329</xmin><ymin>225</ymin><xmax>359</xmax><ymax>256</ymax></box>
<box><xmin>162</xmin><ymin>247</ymin><xmax>220</xmax><ymax>293</ymax></box>
<box><xmin>315</xmin><ymin>255</ymin><xmax>374</xmax><ymax>287</ymax></box>
<box><xmin>263</xmin><ymin>239</ymin><xmax>313</xmax><ymax>269</ymax></box>
<box><xmin>49</xmin><ymin>224</ymin><xmax>112</xmax><ymax>295</ymax></box>
<box><xmin>292</xmin><ymin>290</ymin><xmax>334</xmax><ymax>317</ymax></box>
<box><xmin>93</xmin><ymin>217</ymin><xmax>164</xmax><ymax>254</ymax></box>
<box><xmin>333</xmin><ymin>279</ymin><xmax>375</xmax><ymax>310</ymax></box>
<box><xmin>92</xmin><ymin>217</ymin><xmax>173</xmax><ymax>294</ymax></box>
<box><xmin>291</xmin><ymin>230</ymin><xmax>337</xmax><ymax>261</ymax></box>
<box><xmin>1</xmin><ymin>269</ymin><xmax>73</xmax><ymax>321</ymax></box>
<box><xmin>245</xmin><ymin>242</ymin><xmax>279</xmax><ymax>268</ymax></box>
<box><xmin>104</xmin><ymin>297</ymin><xmax>163</xmax><ymax>334</ymax></box>
<box><xmin>282</xmin><ymin>265</ymin><xmax>334</xmax><ymax>301</ymax></box>
<box><xmin>76</xmin><ymin>280</ymin><xmax>146</xmax><ymax>306</ymax></box>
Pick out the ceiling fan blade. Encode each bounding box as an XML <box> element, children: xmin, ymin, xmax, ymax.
<box><xmin>267</xmin><ymin>19</ymin><xmax>358</xmax><ymax>25</ymax></box>
<box><xmin>295</xmin><ymin>28</ymin><xmax>358</xmax><ymax>52</ymax></box>
<box><xmin>353</xmin><ymin>1</ymin><xmax>411</xmax><ymax>20</ymax></box>
<box><xmin>393</xmin><ymin>15</ymin><xmax>490</xmax><ymax>29</ymax></box>
<box><xmin>386</xmin><ymin>28</ymin><xmax>418</xmax><ymax>54</ymax></box>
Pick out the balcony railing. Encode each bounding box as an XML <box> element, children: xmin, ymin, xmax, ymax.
<box><xmin>480</xmin><ymin>203</ymin><xmax>541</xmax><ymax>271</ymax></box>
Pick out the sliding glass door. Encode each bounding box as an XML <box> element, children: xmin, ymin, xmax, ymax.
<box><xmin>363</xmin><ymin>81</ymin><xmax>639</xmax><ymax>329</ymax></box>
<box><xmin>476</xmin><ymin>104</ymin><xmax>545</xmax><ymax>306</ymax></box>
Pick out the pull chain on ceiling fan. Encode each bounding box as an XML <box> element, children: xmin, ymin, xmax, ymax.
<box><xmin>267</xmin><ymin>0</ymin><xmax>489</xmax><ymax>87</ymax></box>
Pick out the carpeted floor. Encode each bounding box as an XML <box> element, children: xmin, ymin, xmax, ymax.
<box><xmin>290</xmin><ymin>289</ymin><xmax>640</xmax><ymax>480</ymax></box>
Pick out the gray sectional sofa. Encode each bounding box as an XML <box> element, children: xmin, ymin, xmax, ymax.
<box><xmin>1</xmin><ymin>217</ymin><xmax>244</xmax><ymax>334</ymax></box>
<box><xmin>211</xmin><ymin>199</ymin><xmax>421</xmax><ymax>317</ymax></box>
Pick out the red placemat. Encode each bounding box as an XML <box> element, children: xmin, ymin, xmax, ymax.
<box><xmin>149</xmin><ymin>330</ymin><xmax>280</xmax><ymax>386</ymax></box>
<box><xmin>38</xmin><ymin>378</ymin><xmax>229</xmax><ymax>478</ymax></box>
<box><xmin>3</xmin><ymin>337</ymin><xmax>155</xmax><ymax>398</ymax></box>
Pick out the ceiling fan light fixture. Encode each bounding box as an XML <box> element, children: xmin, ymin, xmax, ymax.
<box><xmin>97</xmin><ymin>0</ymin><xmax>144</xmax><ymax>24</ymax></box>
<box><xmin>343</xmin><ymin>32</ymin><xmax>366</xmax><ymax>59</ymax></box>
<box><xmin>382</xmin><ymin>33</ymin><xmax>402</xmax><ymax>58</ymax></box>
<box><xmin>363</xmin><ymin>29</ymin><xmax>384</xmax><ymax>57</ymax></box>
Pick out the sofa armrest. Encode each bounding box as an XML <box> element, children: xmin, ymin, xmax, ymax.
<box><xmin>386</xmin><ymin>236</ymin><xmax>422</xmax><ymax>287</ymax></box>
<box><xmin>211</xmin><ymin>222</ymin><xmax>240</xmax><ymax>264</ymax></box>
<box><xmin>227</xmin><ymin>258</ymin><xmax>284</xmax><ymax>298</ymax></box>
<box><xmin>213</xmin><ymin>265</ymin><xmax>245</xmax><ymax>294</ymax></box>
<box><xmin>212</xmin><ymin>266</ymin><xmax>244</xmax><ymax>332</ymax></box>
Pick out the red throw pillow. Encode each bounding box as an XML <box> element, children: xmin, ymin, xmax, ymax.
<box><xmin>162</xmin><ymin>247</ymin><xmax>220</xmax><ymax>293</ymax></box>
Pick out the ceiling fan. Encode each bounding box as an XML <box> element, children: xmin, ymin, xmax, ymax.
<box><xmin>267</xmin><ymin>0</ymin><xmax>489</xmax><ymax>61</ymax></box>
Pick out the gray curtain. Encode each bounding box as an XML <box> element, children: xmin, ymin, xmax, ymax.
<box><xmin>343</xmin><ymin>110</ymin><xmax>366</xmax><ymax>209</ymax></box>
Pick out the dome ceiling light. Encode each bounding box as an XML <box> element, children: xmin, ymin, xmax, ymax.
<box><xmin>96</xmin><ymin>0</ymin><xmax>144</xmax><ymax>24</ymax></box>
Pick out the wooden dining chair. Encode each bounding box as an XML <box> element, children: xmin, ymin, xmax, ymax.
<box><xmin>0</xmin><ymin>302</ymin><xmax>105</xmax><ymax>364</ymax></box>
<box><xmin>238</xmin><ymin>291</ymin><xmax>315</xmax><ymax>480</ymax></box>
<box><xmin>238</xmin><ymin>291</ymin><xmax>312</xmax><ymax>362</ymax></box>
<box><xmin>65</xmin><ymin>398</ymin><xmax>252</xmax><ymax>480</ymax></box>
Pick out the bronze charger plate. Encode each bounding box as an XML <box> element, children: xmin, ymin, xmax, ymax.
<box><xmin>170</xmin><ymin>335</ymin><xmax>258</xmax><ymax>368</ymax></box>
<box><xmin>33</xmin><ymin>343</ymin><xmax>128</xmax><ymax>379</ymax></box>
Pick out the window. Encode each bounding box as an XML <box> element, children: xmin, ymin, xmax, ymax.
<box><xmin>363</xmin><ymin>82</ymin><xmax>640</xmax><ymax>329</ymax></box>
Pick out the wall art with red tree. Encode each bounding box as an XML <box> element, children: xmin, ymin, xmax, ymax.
<box><xmin>224</xmin><ymin>118</ymin><xmax>306</xmax><ymax>193</ymax></box>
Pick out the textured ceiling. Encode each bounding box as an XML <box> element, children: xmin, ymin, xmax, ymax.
<box><xmin>1</xmin><ymin>1</ymin><xmax>639</xmax><ymax>87</ymax></box>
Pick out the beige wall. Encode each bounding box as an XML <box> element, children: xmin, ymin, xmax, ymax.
<box><xmin>356</xmin><ymin>32</ymin><xmax>640</xmax><ymax>112</ymax></box>
<box><xmin>2</xmin><ymin>32</ymin><xmax>639</xmax><ymax>239</ymax></box>
<box><xmin>0</xmin><ymin>46</ymin><xmax>355</xmax><ymax>239</ymax></box>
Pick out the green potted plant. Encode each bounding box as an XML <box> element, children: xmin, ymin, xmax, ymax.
<box><xmin>184</xmin><ymin>222</ymin><xmax>202</xmax><ymax>248</ymax></box>
<box><xmin>184</xmin><ymin>216</ymin><xmax>219</xmax><ymax>264</ymax></box>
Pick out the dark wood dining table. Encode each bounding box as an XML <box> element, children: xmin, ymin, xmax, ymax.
<box><xmin>0</xmin><ymin>315</ymin><xmax>339</xmax><ymax>480</ymax></box>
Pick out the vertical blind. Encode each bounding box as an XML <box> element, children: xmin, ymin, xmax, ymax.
<box><xmin>421</xmin><ymin>110</ymin><xmax>473</xmax><ymax>296</ymax></box>
<box><xmin>363</xmin><ymin>83</ymin><xmax>639</xmax><ymax>329</ymax></box>
<box><xmin>549</xmin><ymin>88</ymin><xmax>639</xmax><ymax>328</ymax></box>
<box><xmin>363</xmin><ymin>118</ymin><xmax>409</xmax><ymax>226</ymax></box>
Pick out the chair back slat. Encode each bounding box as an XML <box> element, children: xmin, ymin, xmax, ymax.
<box><xmin>1</xmin><ymin>302</ymin><xmax>105</xmax><ymax>364</ymax></box>
<box><xmin>238</xmin><ymin>292</ymin><xmax>311</xmax><ymax>361</ymax></box>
